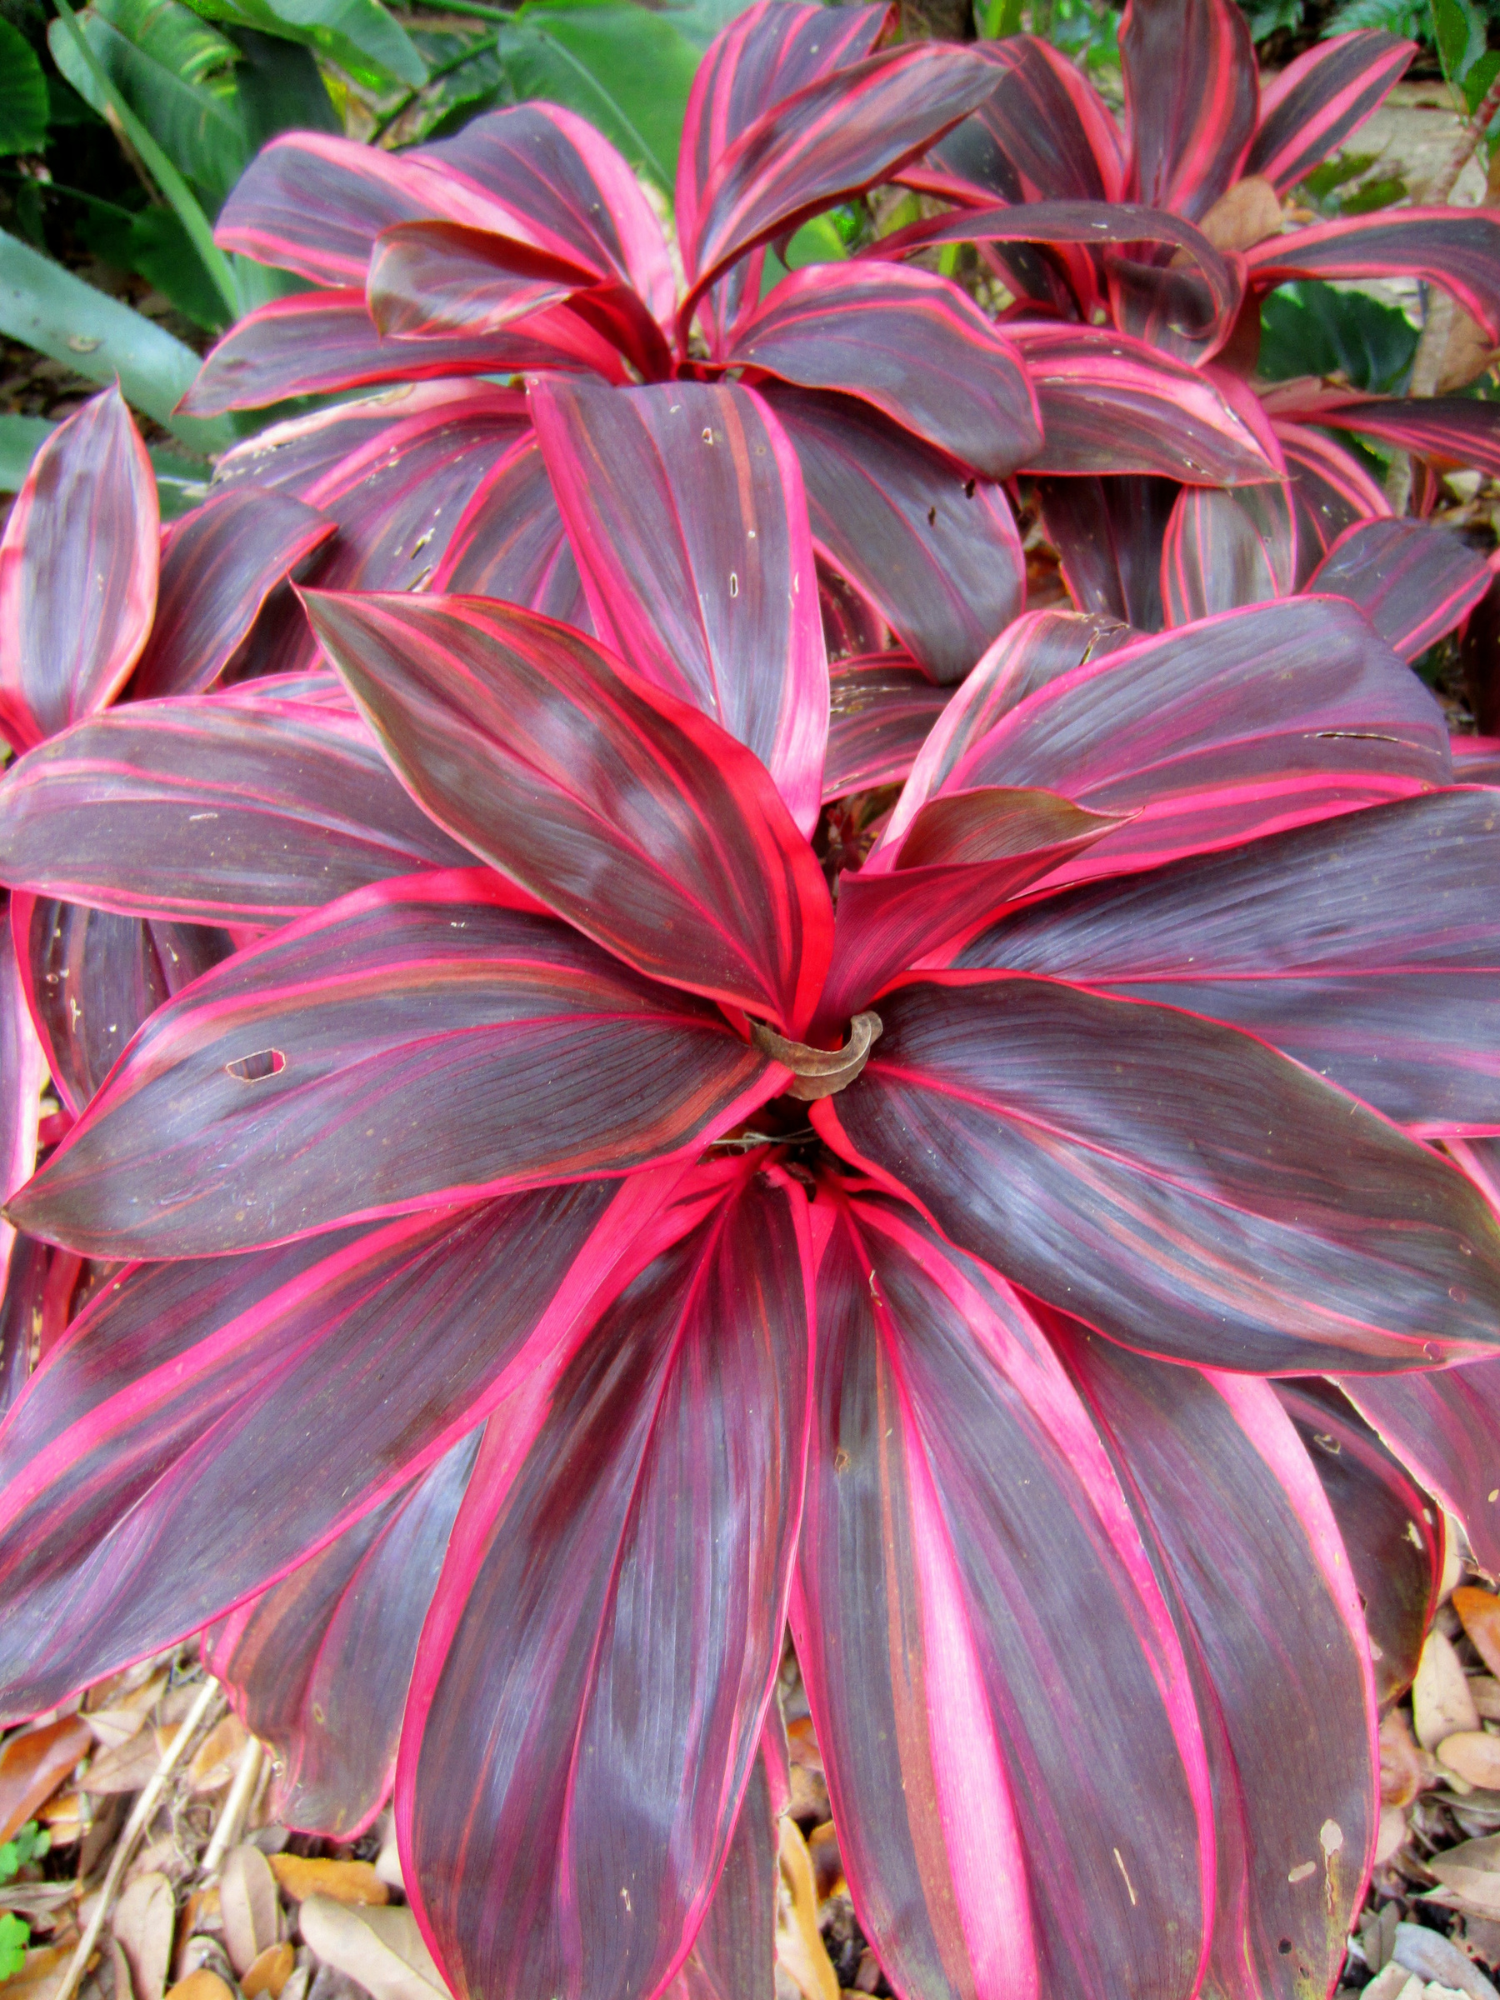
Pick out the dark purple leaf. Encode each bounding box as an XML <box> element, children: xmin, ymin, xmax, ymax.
<box><xmin>1307</xmin><ymin>519</ymin><xmax>1491</xmax><ymax>662</ymax></box>
<box><xmin>1276</xmin><ymin>420</ymin><xmax>1392</xmax><ymax>584</ymax></box>
<box><xmin>1034</xmin><ymin>473</ymin><xmax>1176</xmax><ymax>630</ymax></box>
<box><xmin>924</xmin><ymin>35</ymin><xmax>1125</xmax><ymax>205</ymax></box>
<box><xmin>814</xmin><ymin>972</ymin><xmax>1500</xmax><ymax>1372</ymax></box>
<box><xmin>1344</xmin><ymin>1353</ymin><xmax>1500</xmax><ymax>1574</ymax></box>
<box><xmin>1161</xmin><ymin>479</ymin><xmax>1297</xmax><ymax>624</ymax></box>
<box><xmin>1121</xmin><ymin>0</ymin><xmax>1256</xmax><ymax>221</ymax></box>
<box><xmin>823</xmin><ymin>654</ymin><xmax>950</xmax><ymax>799</ymax></box>
<box><xmin>1247</xmin><ymin>212</ymin><xmax>1500</xmax><ymax>343</ymax></box>
<box><xmin>1245</xmin><ymin>31</ymin><xmax>1414</xmax><ymax>194</ymax></box>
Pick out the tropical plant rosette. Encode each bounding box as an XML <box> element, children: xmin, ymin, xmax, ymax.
<box><xmin>0</xmin><ymin>347</ymin><xmax>1499</xmax><ymax>2000</ymax></box>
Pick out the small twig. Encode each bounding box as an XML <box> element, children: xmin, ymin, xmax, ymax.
<box><xmin>54</xmin><ymin>1678</ymin><xmax>221</xmax><ymax>2000</ymax></box>
<box><xmin>200</xmin><ymin>1734</ymin><xmax>263</xmax><ymax>1879</ymax></box>
<box><xmin>1429</xmin><ymin>70</ymin><xmax>1500</xmax><ymax>207</ymax></box>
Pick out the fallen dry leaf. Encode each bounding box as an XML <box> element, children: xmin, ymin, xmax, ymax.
<box><xmin>0</xmin><ymin>1716</ymin><xmax>93</xmax><ymax>1843</ymax></box>
<box><xmin>163</xmin><ymin>1973</ymin><xmax>235</xmax><ymax>2000</ymax></box>
<box><xmin>1457</xmin><ymin>1589</ymin><xmax>1500</xmax><ymax>1680</ymax></box>
<box><xmin>374</xmin><ymin>1820</ymin><xmax>403</xmax><ymax>1893</ymax></box>
<box><xmin>776</xmin><ymin>1817</ymin><xmax>839</xmax><ymax>2000</ymax></box>
<box><xmin>219</xmin><ymin>1845</ymin><xmax>279</xmax><ymax>1976</ymax></box>
<box><xmin>86</xmin><ymin>1673</ymin><xmax>170</xmax><ymax>1754</ymax></box>
<box><xmin>297</xmin><ymin>1895</ymin><xmax>448</xmax><ymax>2000</ymax></box>
<box><xmin>1414</xmin><ymin>1631</ymin><xmax>1481</xmax><ymax>1749</ymax></box>
<box><xmin>188</xmin><ymin>1717</ymin><xmax>248</xmax><ymax>1796</ymax></box>
<box><xmin>242</xmin><ymin>1941</ymin><xmax>295</xmax><ymax>2000</ymax></box>
<box><xmin>87</xmin><ymin>1730</ymin><xmax>170</xmax><ymax>1796</ymax></box>
<box><xmin>113</xmin><ymin>1871</ymin><xmax>176</xmax><ymax>2000</ymax></box>
<box><xmin>1439</xmin><ymin>1731</ymin><xmax>1500</xmax><ymax>1789</ymax></box>
<box><xmin>37</xmin><ymin>1791</ymin><xmax>87</xmax><ymax>1842</ymax></box>
<box><xmin>1196</xmin><ymin>175</ymin><xmax>1283</xmax><ymax>253</ymax></box>
<box><xmin>1376</xmin><ymin>1805</ymin><xmax>1408</xmax><ymax>1866</ymax></box>
<box><xmin>1428</xmin><ymin>1834</ymin><xmax>1500</xmax><ymax>1918</ymax></box>
<box><xmin>268</xmin><ymin>1856</ymin><xmax>386</xmax><ymax>1907</ymax></box>
<box><xmin>1392</xmin><ymin>1919</ymin><xmax>1500</xmax><ymax>2000</ymax></box>
<box><xmin>1361</xmin><ymin>1969</ymin><xmax>1423</xmax><ymax>2000</ymax></box>
<box><xmin>1381</xmin><ymin>1707</ymin><xmax>1427</xmax><ymax>1808</ymax></box>
<box><xmin>3</xmin><ymin>1941</ymin><xmax>83</xmax><ymax>2000</ymax></box>
<box><xmin>1474</xmin><ymin>1677</ymin><xmax>1500</xmax><ymax>1723</ymax></box>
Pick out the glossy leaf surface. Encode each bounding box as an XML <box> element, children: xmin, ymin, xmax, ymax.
<box><xmin>0</xmin><ymin>1174</ymin><xmax>670</xmax><ymax>1715</ymax></box>
<box><xmin>401</xmin><ymin>1170</ymin><xmax>812</xmax><ymax>2000</ymax></box>
<box><xmin>958</xmin><ymin>790</ymin><xmax>1500</xmax><ymax>1134</ymax></box>
<box><xmin>1344</xmin><ymin>1356</ymin><xmax>1500</xmax><ymax>1575</ymax></box>
<box><xmin>10</xmin><ymin>873</ymin><xmax>780</xmax><ymax>1258</ymax></box>
<box><xmin>765</xmin><ymin>387</ymin><xmax>1025</xmax><ymax>686</ymax></box>
<box><xmin>729</xmin><ymin>264</ymin><xmax>1041</xmax><ymax>479</ymax></box>
<box><xmin>0</xmin><ymin>919</ymin><xmax>43</xmax><ymax>1331</ymax></box>
<box><xmin>926</xmin><ymin>35</ymin><xmax>1125</xmax><ymax>205</ymax></box>
<box><xmin>815</xmin><ymin>973</ymin><xmax>1500</xmax><ymax>1372</ymax></box>
<box><xmin>824</xmin><ymin>655</ymin><xmax>950</xmax><ymax>799</ymax></box>
<box><xmin>304</xmin><ymin>591</ymin><xmax>832</xmax><ymax>1030</ymax></box>
<box><xmin>1246</xmin><ymin>212</ymin><xmax>1500</xmax><ymax>343</ymax></box>
<box><xmin>129</xmin><ymin>488</ymin><xmax>335</xmax><ymax>701</ymax></box>
<box><xmin>1307</xmin><ymin>519</ymin><xmax>1492</xmax><ymax>661</ymax></box>
<box><xmin>1277</xmin><ymin>422</ymin><xmax>1391</xmax><ymax>583</ymax></box>
<box><xmin>1274</xmin><ymin>1378</ymin><xmax>1438</xmax><ymax>1703</ymax></box>
<box><xmin>1160</xmin><ymin>481</ymin><xmax>1297</xmax><ymax>625</ymax></box>
<box><xmin>208</xmin><ymin>1433</ymin><xmax>480</xmax><ymax>1838</ymax></box>
<box><xmin>531</xmin><ymin>379</ymin><xmax>829</xmax><ymax>836</ymax></box>
<box><xmin>1059</xmin><ymin>1324</ymin><xmax>1377</xmax><ymax>2000</ymax></box>
<box><xmin>1245</xmin><ymin>31</ymin><xmax>1413</xmax><ymax>193</ymax></box>
<box><xmin>13</xmin><ymin>895</ymin><xmax>233</xmax><ymax>1117</ymax></box>
<box><xmin>1121</xmin><ymin>0</ymin><xmax>1256</xmax><ymax>220</ymax></box>
<box><xmin>792</xmin><ymin>1192</ymin><xmax>1211</xmax><ymax>2000</ymax></box>
<box><xmin>0</xmin><ymin>693</ymin><xmax>474</xmax><ymax>926</ymax></box>
<box><xmin>881</xmin><ymin>597</ymin><xmax>1449</xmax><ymax>876</ymax></box>
<box><xmin>1034</xmin><ymin>474</ymin><xmax>1175</xmax><ymax>631</ymax></box>
<box><xmin>0</xmin><ymin>386</ymin><xmax>156</xmax><ymax>753</ymax></box>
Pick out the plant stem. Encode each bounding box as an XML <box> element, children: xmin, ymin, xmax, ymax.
<box><xmin>401</xmin><ymin>0</ymin><xmax>512</xmax><ymax>23</ymax></box>
<box><xmin>54</xmin><ymin>1677</ymin><xmax>222</xmax><ymax>2000</ymax></box>
<box><xmin>1430</xmin><ymin>69</ymin><xmax>1500</xmax><ymax>206</ymax></box>
<box><xmin>372</xmin><ymin>28</ymin><xmax>501</xmax><ymax>142</ymax></box>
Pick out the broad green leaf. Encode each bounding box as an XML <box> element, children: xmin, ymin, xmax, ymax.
<box><xmin>1259</xmin><ymin>278</ymin><xmax>1420</xmax><ymax>395</ymax></box>
<box><xmin>0</xmin><ymin>23</ymin><xmax>49</xmax><ymax>154</ymax></box>
<box><xmin>183</xmin><ymin>0</ymin><xmax>426</xmax><ymax>90</ymax></box>
<box><xmin>0</xmin><ymin>414</ymin><xmax>54</xmax><ymax>495</ymax></box>
<box><xmin>46</xmin><ymin>0</ymin><xmax>248</xmax><ymax>209</ymax></box>
<box><xmin>1300</xmin><ymin>150</ymin><xmax>1379</xmax><ymax>201</ymax></box>
<box><xmin>653</xmin><ymin>0</ymin><xmax>757</xmax><ymax>50</ymax></box>
<box><xmin>1464</xmin><ymin>46</ymin><xmax>1500</xmax><ymax>115</ymax></box>
<box><xmin>503</xmin><ymin>0</ymin><xmax>700</xmax><ymax>186</ymax></box>
<box><xmin>73</xmin><ymin>193</ymin><xmax>235</xmax><ymax>329</ymax></box>
<box><xmin>233</xmin><ymin>25</ymin><xmax>339</xmax><ymax>148</ymax></box>
<box><xmin>1431</xmin><ymin>0</ymin><xmax>1485</xmax><ymax>83</ymax></box>
<box><xmin>0</xmin><ymin>226</ymin><xmax>233</xmax><ymax>451</ymax></box>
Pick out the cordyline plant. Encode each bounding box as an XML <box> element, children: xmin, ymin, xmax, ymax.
<box><xmin>1</xmin><ymin>322</ymin><xmax>1500</xmax><ymax>2000</ymax></box>
<box><xmin>882</xmin><ymin>0</ymin><xmax>1500</xmax><ymax>626</ymax></box>
<box><xmin>176</xmin><ymin>0</ymin><xmax>1355</xmax><ymax>690</ymax></box>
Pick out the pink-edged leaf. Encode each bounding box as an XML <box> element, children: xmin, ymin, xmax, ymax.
<box><xmin>531</xmin><ymin>379</ymin><xmax>829</xmax><ymax>836</ymax></box>
<box><xmin>417</xmin><ymin>104</ymin><xmax>675</xmax><ymax>325</ymax></box>
<box><xmin>0</xmin><ymin>691</ymin><xmax>473</xmax><ymax>928</ymax></box>
<box><xmin>881</xmin><ymin>596</ymin><xmax>1448</xmax><ymax>878</ymax></box>
<box><xmin>792</xmin><ymin>1189</ymin><xmax>1212</xmax><ymax>2000</ymax></box>
<box><xmin>0</xmin><ymin>917</ymin><xmax>44</xmax><ymax>1338</ymax></box>
<box><xmin>1246</xmin><ymin>212</ymin><xmax>1500</xmax><ymax>343</ymax></box>
<box><xmin>727</xmin><ymin>263</ymin><xmax>1042</xmax><ymax>479</ymax></box>
<box><xmin>8</xmin><ymin>872</ymin><xmax>782</xmax><ymax>1260</ymax></box>
<box><xmin>1276</xmin><ymin>389</ymin><xmax>1500</xmax><ymax>479</ymax></box>
<box><xmin>1343</xmin><ymin>1353</ymin><xmax>1500</xmax><ymax>1574</ymax></box>
<box><xmin>1003</xmin><ymin>323</ymin><xmax>1275</xmax><ymax>482</ymax></box>
<box><xmin>813</xmin><ymin>788</ymin><xmax>1124</xmax><ymax>1033</ymax></box>
<box><xmin>924</xmin><ymin>35</ymin><xmax>1126</xmax><ymax>205</ymax></box>
<box><xmin>399</xmin><ymin>1168</ymin><xmax>813</xmax><ymax>2000</ymax></box>
<box><xmin>302</xmin><ymin>591</ymin><xmax>833</xmax><ymax>1032</ymax></box>
<box><xmin>12</xmin><ymin>894</ymin><xmax>232</xmax><ymax>1117</ymax></box>
<box><xmin>209</xmin><ymin>385</ymin><xmax>471</xmax><ymax>501</ymax></box>
<box><xmin>662</xmin><ymin>1744</ymin><xmax>778</xmax><ymax>2000</ymax></box>
<box><xmin>814</xmin><ymin>971</ymin><xmax>1500</xmax><ymax>1372</ymax></box>
<box><xmin>956</xmin><ymin>789</ymin><xmax>1500</xmax><ymax>1136</ymax></box>
<box><xmin>1034</xmin><ymin>473</ymin><xmax>1176</xmax><ymax>629</ymax></box>
<box><xmin>0</xmin><ymin>1235</ymin><xmax>48</xmax><ymax>1421</ymax></box>
<box><xmin>889</xmin><ymin>608</ymin><xmax>1134</xmax><ymax>808</ymax></box>
<box><xmin>207</xmin><ymin>1432</ymin><xmax>480</xmax><ymax>1838</ymax></box>
<box><xmin>128</xmin><ymin>489</ymin><xmax>334</xmax><ymax>702</ymax></box>
<box><xmin>1308</xmin><ymin>518</ymin><xmax>1491</xmax><ymax>662</ymax></box>
<box><xmin>1276</xmin><ymin>420</ymin><xmax>1391</xmax><ymax>583</ymax></box>
<box><xmin>872</xmin><ymin>204</ymin><xmax>1243</xmax><ymax>364</ymax></box>
<box><xmin>1161</xmin><ymin>479</ymin><xmax>1298</xmax><ymax>625</ymax></box>
<box><xmin>763</xmin><ymin>386</ymin><xmax>1025</xmax><ymax>686</ymax></box>
<box><xmin>676</xmin><ymin>1</ymin><xmax>888</xmax><ymax>267</ymax></box>
<box><xmin>1056</xmin><ymin>1321</ymin><xmax>1377</xmax><ymax>1999</ymax></box>
<box><xmin>823</xmin><ymin>654</ymin><xmax>950</xmax><ymax>799</ymax></box>
<box><xmin>1454</xmin><ymin>736</ymin><xmax>1500</xmax><ymax>784</ymax></box>
<box><xmin>681</xmin><ymin>43</ymin><xmax>994</xmax><ymax>322</ymax></box>
<box><xmin>0</xmin><ymin>387</ymin><xmax>157</xmax><ymax>754</ymax></box>
<box><xmin>1275</xmin><ymin>1377</ymin><xmax>1439</xmax><ymax>1702</ymax></box>
<box><xmin>429</xmin><ymin>433</ymin><xmax>587</xmax><ymax>628</ymax></box>
<box><xmin>818</xmin><ymin>559</ymin><xmax>888</xmax><ymax>662</ymax></box>
<box><xmin>366</xmin><ymin>222</ymin><xmax>590</xmax><ymax>335</ymax></box>
<box><xmin>0</xmin><ymin>1170</ymin><xmax>673</xmax><ymax>1717</ymax></box>
<box><xmin>1245</xmin><ymin>31</ymin><xmax>1414</xmax><ymax>194</ymax></box>
<box><xmin>1121</xmin><ymin>0</ymin><xmax>1257</xmax><ymax>221</ymax></box>
<box><xmin>180</xmin><ymin>290</ymin><xmax>624</xmax><ymax>418</ymax></box>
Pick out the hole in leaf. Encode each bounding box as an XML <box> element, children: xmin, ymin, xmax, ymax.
<box><xmin>1277</xmin><ymin>1941</ymin><xmax>1292</xmax><ymax>1956</ymax></box>
<box><xmin>226</xmin><ymin>1049</ymin><xmax>286</xmax><ymax>1084</ymax></box>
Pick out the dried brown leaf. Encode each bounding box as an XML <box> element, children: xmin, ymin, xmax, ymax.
<box><xmin>775</xmin><ymin>1819</ymin><xmax>838</xmax><ymax>2000</ymax></box>
<box><xmin>268</xmin><ymin>1858</ymin><xmax>385</xmax><ymax>1908</ymax></box>
<box><xmin>0</xmin><ymin>1717</ymin><xmax>93</xmax><ymax>1843</ymax></box>
<box><xmin>219</xmin><ymin>1845</ymin><xmax>279</xmax><ymax>1976</ymax></box>
<box><xmin>1457</xmin><ymin>1589</ymin><xmax>1500</xmax><ymax>1680</ymax></box>
<box><xmin>87</xmin><ymin>1732</ymin><xmax>170</xmax><ymax>1798</ymax></box>
<box><xmin>113</xmin><ymin>1872</ymin><xmax>175</xmax><ymax>2000</ymax></box>
<box><xmin>162</xmin><ymin>1973</ymin><xmax>234</xmax><ymax>2000</ymax></box>
<box><xmin>1415</xmin><ymin>1631</ymin><xmax>1481</xmax><ymax>1748</ymax></box>
<box><xmin>188</xmin><ymin>1720</ymin><xmax>247</xmax><ymax>1797</ymax></box>
<box><xmin>1428</xmin><ymin>1834</ymin><xmax>1500</xmax><ymax>1918</ymax></box>
<box><xmin>1382</xmin><ymin>1708</ymin><xmax>1428</xmax><ymax>1808</ymax></box>
<box><xmin>296</xmin><ymin>1897</ymin><xmax>449</xmax><ymax>2000</ymax></box>
<box><xmin>242</xmin><ymin>1941</ymin><xmax>294</xmax><ymax>2000</ymax></box>
<box><xmin>1439</xmin><ymin>1731</ymin><xmax>1500</xmax><ymax>1790</ymax></box>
